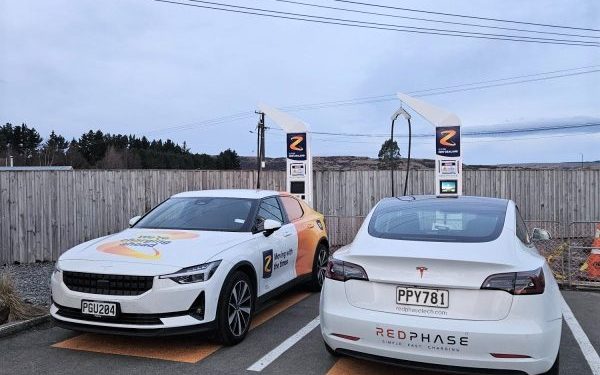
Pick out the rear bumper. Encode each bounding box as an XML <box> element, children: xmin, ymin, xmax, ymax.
<box><xmin>320</xmin><ymin>279</ymin><xmax>561</xmax><ymax>375</ymax></box>
<box><xmin>335</xmin><ymin>348</ymin><xmax>527</xmax><ymax>375</ymax></box>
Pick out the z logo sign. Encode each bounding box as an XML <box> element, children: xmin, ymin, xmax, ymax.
<box><xmin>263</xmin><ymin>250</ymin><xmax>273</xmax><ymax>278</ymax></box>
<box><xmin>289</xmin><ymin>135</ymin><xmax>304</xmax><ymax>151</ymax></box>
<box><xmin>286</xmin><ymin>132</ymin><xmax>307</xmax><ymax>160</ymax></box>
<box><xmin>436</xmin><ymin>126</ymin><xmax>460</xmax><ymax>157</ymax></box>
<box><xmin>439</xmin><ymin>130</ymin><xmax>457</xmax><ymax>147</ymax></box>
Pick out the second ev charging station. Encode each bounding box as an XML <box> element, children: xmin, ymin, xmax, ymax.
<box><xmin>258</xmin><ymin>103</ymin><xmax>314</xmax><ymax>207</ymax></box>
<box><xmin>396</xmin><ymin>93</ymin><xmax>463</xmax><ymax>196</ymax></box>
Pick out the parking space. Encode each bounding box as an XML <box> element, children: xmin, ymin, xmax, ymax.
<box><xmin>1</xmin><ymin>289</ymin><xmax>598</xmax><ymax>375</ymax></box>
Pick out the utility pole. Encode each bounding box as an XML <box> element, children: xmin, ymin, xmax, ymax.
<box><xmin>255</xmin><ymin>111</ymin><xmax>265</xmax><ymax>189</ymax></box>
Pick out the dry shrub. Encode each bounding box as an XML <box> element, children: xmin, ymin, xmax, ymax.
<box><xmin>0</xmin><ymin>272</ymin><xmax>46</xmax><ymax>322</ymax></box>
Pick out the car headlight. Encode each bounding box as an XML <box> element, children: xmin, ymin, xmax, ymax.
<box><xmin>159</xmin><ymin>260</ymin><xmax>221</xmax><ymax>284</ymax></box>
<box><xmin>53</xmin><ymin>262</ymin><xmax>62</xmax><ymax>276</ymax></box>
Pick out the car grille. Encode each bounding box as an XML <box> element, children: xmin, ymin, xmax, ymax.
<box><xmin>62</xmin><ymin>271</ymin><xmax>154</xmax><ymax>296</ymax></box>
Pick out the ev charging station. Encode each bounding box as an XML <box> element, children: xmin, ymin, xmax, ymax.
<box><xmin>397</xmin><ymin>93</ymin><xmax>463</xmax><ymax>196</ymax></box>
<box><xmin>258</xmin><ymin>103</ymin><xmax>314</xmax><ymax>207</ymax></box>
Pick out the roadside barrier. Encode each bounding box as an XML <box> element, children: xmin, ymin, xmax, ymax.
<box><xmin>567</xmin><ymin>221</ymin><xmax>600</xmax><ymax>288</ymax></box>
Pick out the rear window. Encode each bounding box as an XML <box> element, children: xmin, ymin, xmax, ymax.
<box><xmin>368</xmin><ymin>198</ymin><xmax>507</xmax><ymax>243</ymax></box>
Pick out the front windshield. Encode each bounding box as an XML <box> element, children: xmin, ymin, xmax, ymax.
<box><xmin>135</xmin><ymin>197</ymin><xmax>256</xmax><ymax>232</ymax></box>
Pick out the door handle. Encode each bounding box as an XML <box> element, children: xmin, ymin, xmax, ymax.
<box><xmin>283</xmin><ymin>231</ymin><xmax>293</xmax><ymax>237</ymax></box>
<box><xmin>306</xmin><ymin>223</ymin><xmax>315</xmax><ymax>229</ymax></box>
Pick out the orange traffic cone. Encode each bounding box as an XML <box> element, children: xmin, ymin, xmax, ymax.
<box><xmin>586</xmin><ymin>224</ymin><xmax>600</xmax><ymax>279</ymax></box>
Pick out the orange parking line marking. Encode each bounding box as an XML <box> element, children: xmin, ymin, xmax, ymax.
<box><xmin>52</xmin><ymin>291</ymin><xmax>312</xmax><ymax>363</ymax></box>
<box><xmin>52</xmin><ymin>334</ymin><xmax>220</xmax><ymax>364</ymax></box>
<box><xmin>327</xmin><ymin>357</ymin><xmax>437</xmax><ymax>375</ymax></box>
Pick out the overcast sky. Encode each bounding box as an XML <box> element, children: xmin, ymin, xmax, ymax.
<box><xmin>1</xmin><ymin>0</ymin><xmax>599</xmax><ymax>164</ymax></box>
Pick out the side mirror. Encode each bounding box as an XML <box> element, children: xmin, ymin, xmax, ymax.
<box><xmin>531</xmin><ymin>228</ymin><xmax>551</xmax><ymax>241</ymax></box>
<box><xmin>260</xmin><ymin>219</ymin><xmax>282</xmax><ymax>236</ymax></box>
<box><xmin>129</xmin><ymin>215</ymin><xmax>142</xmax><ymax>227</ymax></box>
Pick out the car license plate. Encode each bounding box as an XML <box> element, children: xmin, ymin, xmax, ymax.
<box><xmin>396</xmin><ymin>287</ymin><xmax>449</xmax><ymax>308</ymax></box>
<box><xmin>81</xmin><ymin>300</ymin><xmax>117</xmax><ymax>317</ymax></box>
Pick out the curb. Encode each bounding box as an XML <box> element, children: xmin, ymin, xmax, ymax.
<box><xmin>0</xmin><ymin>314</ymin><xmax>51</xmax><ymax>338</ymax></box>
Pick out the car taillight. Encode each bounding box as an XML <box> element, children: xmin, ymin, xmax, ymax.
<box><xmin>325</xmin><ymin>258</ymin><xmax>369</xmax><ymax>282</ymax></box>
<box><xmin>481</xmin><ymin>267</ymin><xmax>545</xmax><ymax>295</ymax></box>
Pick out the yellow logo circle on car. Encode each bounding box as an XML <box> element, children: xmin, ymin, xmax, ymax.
<box><xmin>97</xmin><ymin>231</ymin><xmax>198</xmax><ymax>260</ymax></box>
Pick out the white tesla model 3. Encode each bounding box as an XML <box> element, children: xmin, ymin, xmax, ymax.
<box><xmin>320</xmin><ymin>196</ymin><xmax>562</xmax><ymax>375</ymax></box>
<box><xmin>51</xmin><ymin>189</ymin><xmax>329</xmax><ymax>345</ymax></box>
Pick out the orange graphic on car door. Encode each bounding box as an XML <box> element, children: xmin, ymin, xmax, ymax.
<box><xmin>280</xmin><ymin>194</ymin><xmax>325</xmax><ymax>276</ymax></box>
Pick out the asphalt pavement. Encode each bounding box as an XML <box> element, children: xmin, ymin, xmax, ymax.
<box><xmin>0</xmin><ymin>289</ymin><xmax>598</xmax><ymax>375</ymax></box>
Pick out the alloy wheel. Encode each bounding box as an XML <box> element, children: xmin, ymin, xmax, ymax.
<box><xmin>227</xmin><ymin>280</ymin><xmax>252</xmax><ymax>336</ymax></box>
<box><xmin>317</xmin><ymin>246</ymin><xmax>329</xmax><ymax>286</ymax></box>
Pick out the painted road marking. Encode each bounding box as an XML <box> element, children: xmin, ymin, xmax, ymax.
<box><xmin>52</xmin><ymin>291</ymin><xmax>311</xmax><ymax>363</ymax></box>
<box><xmin>247</xmin><ymin>316</ymin><xmax>320</xmax><ymax>372</ymax></box>
<box><xmin>561</xmin><ymin>294</ymin><xmax>600</xmax><ymax>375</ymax></box>
<box><xmin>326</xmin><ymin>356</ymin><xmax>438</xmax><ymax>375</ymax></box>
<box><xmin>251</xmin><ymin>292</ymin><xmax>311</xmax><ymax>329</ymax></box>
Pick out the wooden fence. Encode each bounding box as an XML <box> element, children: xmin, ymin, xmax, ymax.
<box><xmin>1</xmin><ymin>169</ymin><xmax>599</xmax><ymax>263</ymax></box>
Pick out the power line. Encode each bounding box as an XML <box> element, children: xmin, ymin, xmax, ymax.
<box><xmin>333</xmin><ymin>0</ymin><xmax>600</xmax><ymax>33</ymax></box>
<box><xmin>143</xmin><ymin>65</ymin><xmax>600</xmax><ymax>135</ymax></box>
<box><xmin>176</xmin><ymin>0</ymin><xmax>600</xmax><ymax>46</ymax></box>
<box><xmin>281</xmin><ymin>68</ymin><xmax>600</xmax><ymax>112</ymax></box>
<box><xmin>266</xmin><ymin>121</ymin><xmax>600</xmax><ymax>139</ymax></box>
<box><xmin>271</xmin><ymin>0</ymin><xmax>600</xmax><ymax>40</ymax></box>
<box><xmin>416</xmin><ymin>69</ymin><xmax>600</xmax><ymax>98</ymax></box>
<box><xmin>145</xmin><ymin>112</ymin><xmax>255</xmax><ymax>136</ymax></box>
<box><xmin>407</xmin><ymin>65</ymin><xmax>600</xmax><ymax>95</ymax></box>
<box><xmin>318</xmin><ymin>131</ymin><xmax>599</xmax><ymax>145</ymax></box>
<box><xmin>154</xmin><ymin>0</ymin><xmax>600</xmax><ymax>47</ymax></box>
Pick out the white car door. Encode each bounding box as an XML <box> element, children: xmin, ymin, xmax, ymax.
<box><xmin>255</xmin><ymin>196</ymin><xmax>298</xmax><ymax>295</ymax></box>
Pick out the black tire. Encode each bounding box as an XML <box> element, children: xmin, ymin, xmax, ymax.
<box><xmin>541</xmin><ymin>352</ymin><xmax>559</xmax><ymax>375</ymax></box>
<box><xmin>307</xmin><ymin>242</ymin><xmax>329</xmax><ymax>292</ymax></box>
<box><xmin>324</xmin><ymin>340</ymin><xmax>339</xmax><ymax>357</ymax></box>
<box><xmin>215</xmin><ymin>271</ymin><xmax>254</xmax><ymax>346</ymax></box>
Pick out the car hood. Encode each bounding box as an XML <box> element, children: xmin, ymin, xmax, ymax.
<box><xmin>58</xmin><ymin>228</ymin><xmax>253</xmax><ymax>274</ymax></box>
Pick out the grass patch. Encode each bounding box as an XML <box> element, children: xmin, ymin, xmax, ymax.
<box><xmin>0</xmin><ymin>272</ymin><xmax>46</xmax><ymax>322</ymax></box>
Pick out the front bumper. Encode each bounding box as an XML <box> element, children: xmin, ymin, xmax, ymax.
<box><xmin>50</xmin><ymin>265</ymin><xmax>227</xmax><ymax>335</ymax></box>
<box><xmin>51</xmin><ymin>313</ymin><xmax>216</xmax><ymax>337</ymax></box>
<box><xmin>320</xmin><ymin>279</ymin><xmax>561</xmax><ymax>375</ymax></box>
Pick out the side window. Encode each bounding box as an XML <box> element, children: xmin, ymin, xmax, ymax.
<box><xmin>281</xmin><ymin>196</ymin><xmax>304</xmax><ymax>222</ymax></box>
<box><xmin>257</xmin><ymin>197</ymin><xmax>284</xmax><ymax>224</ymax></box>
<box><xmin>515</xmin><ymin>208</ymin><xmax>531</xmax><ymax>245</ymax></box>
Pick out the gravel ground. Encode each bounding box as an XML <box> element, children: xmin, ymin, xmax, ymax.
<box><xmin>0</xmin><ymin>262</ymin><xmax>54</xmax><ymax>307</ymax></box>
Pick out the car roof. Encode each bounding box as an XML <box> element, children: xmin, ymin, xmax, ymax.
<box><xmin>386</xmin><ymin>195</ymin><xmax>509</xmax><ymax>205</ymax></box>
<box><xmin>171</xmin><ymin>189</ymin><xmax>281</xmax><ymax>199</ymax></box>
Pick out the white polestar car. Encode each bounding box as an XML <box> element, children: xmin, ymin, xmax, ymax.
<box><xmin>51</xmin><ymin>189</ymin><xmax>328</xmax><ymax>345</ymax></box>
<box><xmin>320</xmin><ymin>196</ymin><xmax>562</xmax><ymax>375</ymax></box>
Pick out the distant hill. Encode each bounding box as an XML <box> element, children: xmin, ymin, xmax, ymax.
<box><xmin>239</xmin><ymin>156</ymin><xmax>600</xmax><ymax>171</ymax></box>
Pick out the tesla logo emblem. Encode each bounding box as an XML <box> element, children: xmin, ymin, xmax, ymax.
<box><xmin>289</xmin><ymin>136</ymin><xmax>304</xmax><ymax>151</ymax></box>
<box><xmin>416</xmin><ymin>266</ymin><xmax>428</xmax><ymax>278</ymax></box>
<box><xmin>439</xmin><ymin>130</ymin><xmax>457</xmax><ymax>146</ymax></box>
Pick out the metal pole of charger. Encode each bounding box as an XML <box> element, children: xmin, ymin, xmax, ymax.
<box><xmin>403</xmin><ymin>117</ymin><xmax>412</xmax><ymax>196</ymax></box>
<box><xmin>390</xmin><ymin>117</ymin><xmax>397</xmax><ymax>197</ymax></box>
